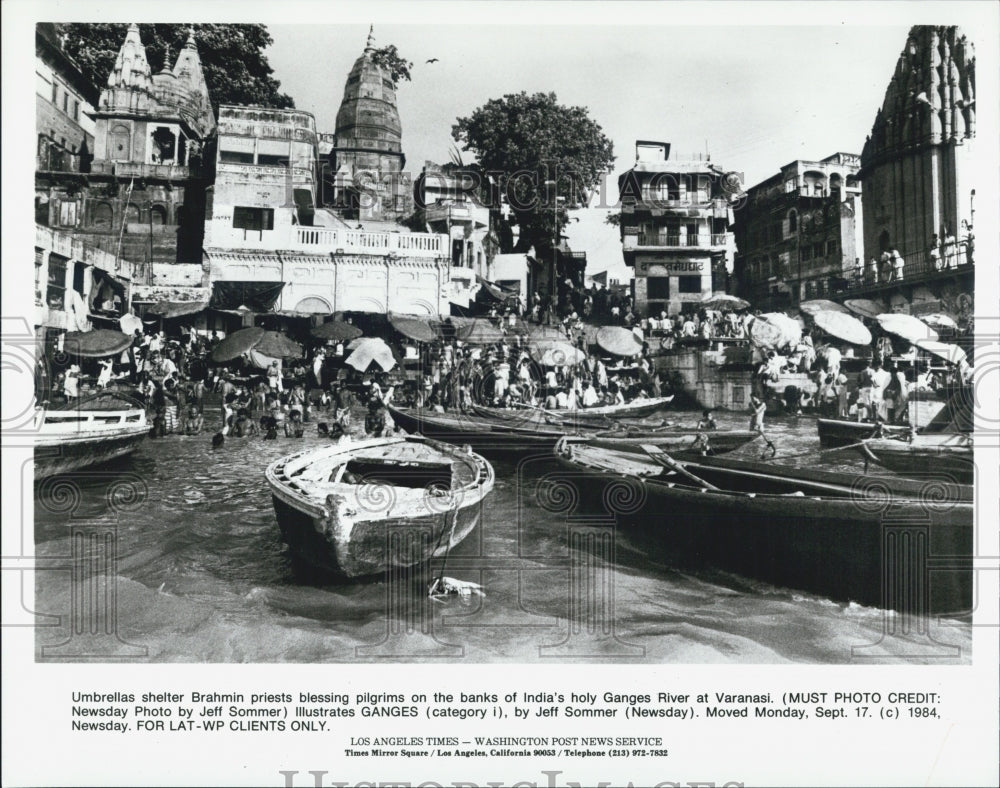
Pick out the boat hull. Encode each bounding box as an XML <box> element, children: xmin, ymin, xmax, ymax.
<box><xmin>267</xmin><ymin>437</ymin><xmax>494</xmax><ymax>578</ymax></box>
<box><xmin>389</xmin><ymin>406</ymin><xmax>563</xmax><ymax>454</ymax></box>
<box><xmin>34</xmin><ymin>402</ymin><xmax>148</xmax><ymax>480</ymax></box>
<box><xmin>816</xmin><ymin>419</ymin><xmax>908</xmax><ymax>448</ymax></box>
<box><xmin>860</xmin><ymin>439</ymin><xmax>974</xmax><ymax>485</ymax></box>
<box><xmin>555</xmin><ymin>449</ymin><xmax>972</xmax><ymax>614</ymax></box>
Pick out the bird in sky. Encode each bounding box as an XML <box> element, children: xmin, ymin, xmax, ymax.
<box><xmin>426</xmin><ymin>58</ymin><xmax>439</xmax><ymax>64</ymax></box>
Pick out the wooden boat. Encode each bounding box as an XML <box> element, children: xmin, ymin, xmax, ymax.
<box><xmin>388</xmin><ymin>405</ymin><xmax>756</xmax><ymax>456</ymax></box>
<box><xmin>554</xmin><ymin>438</ymin><xmax>972</xmax><ymax>613</ymax></box>
<box><xmin>34</xmin><ymin>391</ymin><xmax>148</xmax><ymax>480</ymax></box>
<box><xmin>816</xmin><ymin>418</ymin><xmax>908</xmax><ymax>448</ymax></box>
<box><xmin>472</xmin><ymin>394</ymin><xmax>674</xmax><ymax>423</ymax></box>
<box><xmin>860</xmin><ymin>433</ymin><xmax>973</xmax><ymax>485</ymax></box>
<box><xmin>266</xmin><ymin>436</ymin><xmax>494</xmax><ymax>577</ymax></box>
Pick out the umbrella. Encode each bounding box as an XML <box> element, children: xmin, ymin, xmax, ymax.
<box><xmin>119</xmin><ymin>313</ymin><xmax>143</xmax><ymax>335</ymax></box>
<box><xmin>389</xmin><ymin>314</ymin><xmax>437</xmax><ymax>343</ymax></box>
<box><xmin>310</xmin><ymin>320</ymin><xmax>362</xmax><ymax>342</ymax></box>
<box><xmin>211</xmin><ymin>327</ymin><xmax>266</xmax><ymax>362</ymax></box>
<box><xmin>255</xmin><ymin>330</ymin><xmax>303</xmax><ymax>359</ymax></box>
<box><xmin>749</xmin><ymin>313</ymin><xmax>802</xmax><ymax>350</ymax></box>
<box><xmin>811</xmin><ymin>310</ymin><xmax>873</xmax><ymax>346</ymax></box>
<box><xmin>345</xmin><ymin>338</ymin><xmax>397</xmax><ymax>372</ymax></box>
<box><xmin>844</xmin><ymin>298</ymin><xmax>887</xmax><ymax>319</ymax></box>
<box><xmin>799</xmin><ymin>299</ymin><xmax>849</xmax><ymax>315</ymax></box>
<box><xmin>62</xmin><ymin>329</ymin><xmax>132</xmax><ymax>358</ymax></box>
<box><xmin>701</xmin><ymin>294</ymin><xmax>750</xmax><ymax>311</ymax></box>
<box><xmin>526</xmin><ymin>325</ymin><xmax>568</xmax><ymax>342</ymax></box>
<box><xmin>913</xmin><ymin>339</ymin><xmax>966</xmax><ymax>365</ymax></box>
<box><xmin>451</xmin><ymin>317</ymin><xmax>506</xmax><ymax>345</ymax></box>
<box><xmin>530</xmin><ymin>341</ymin><xmax>586</xmax><ymax>367</ymax></box>
<box><xmin>918</xmin><ymin>313</ymin><xmax>958</xmax><ymax>331</ymax></box>
<box><xmin>875</xmin><ymin>313</ymin><xmax>939</xmax><ymax>344</ymax></box>
<box><xmin>595</xmin><ymin>326</ymin><xmax>643</xmax><ymax>357</ymax></box>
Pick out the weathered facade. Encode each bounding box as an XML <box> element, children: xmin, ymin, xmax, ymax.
<box><xmin>325</xmin><ymin>29</ymin><xmax>412</xmax><ymax>223</ymax></box>
<box><xmin>205</xmin><ymin>106</ymin><xmax>450</xmax><ymax>316</ymax></box>
<box><xmin>618</xmin><ymin>141</ymin><xmax>740</xmax><ymax>317</ymax></box>
<box><xmin>854</xmin><ymin>24</ymin><xmax>975</xmax><ymax>320</ymax></box>
<box><xmin>732</xmin><ymin>153</ymin><xmax>863</xmax><ymax>310</ymax></box>
<box><xmin>35</xmin><ymin>25</ymin><xmax>216</xmax><ymax>286</ymax></box>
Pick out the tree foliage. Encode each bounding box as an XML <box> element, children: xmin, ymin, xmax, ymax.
<box><xmin>369</xmin><ymin>45</ymin><xmax>413</xmax><ymax>87</ymax></box>
<box><xmin>57</xmin><ymin>23</ymin><xmax>294</xmax><ymax>112</ymax></box>
<box><xmin>452</xmin><ymin>92</ymin><xmax>615</xmax><ymax>253</ymax></box>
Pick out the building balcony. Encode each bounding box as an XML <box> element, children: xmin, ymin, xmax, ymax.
<box><xmin>624</xmin><ymin>232</ymin><xmax>732</xmax><ymax>251</ymax></box>
<box><xmin>424</xmin><ymin>202</ymin><xmax>486</xmax><ymax>226</ymax></box>
<box><xmin>90</xmin><ymin>161</ymin><xmax>197</xmax><ymax>180</ymax></box>
<box><xmin>208</xmin><ymin>223</ymin><xmax>448</xmax><ymax>259</ymax></box>
<box><xmin>837</xmin><ymin>243</ymin><xmax>973</xmax><ymax>295</ymax></box>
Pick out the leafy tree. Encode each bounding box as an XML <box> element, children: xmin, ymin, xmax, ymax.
<box><xmin>369</xmin><ymin>45</ymin><xmax>413</xmax><ymax>87</ymax></box>
<box><xmin>57</xmin><ymin>23</ymin><xmax>294</xmax><ymax>112</ymax></box>
<box><xmin>452</xmin><ymin>91</ymin><xmax>615</xmax><ymax>253</ymax></box>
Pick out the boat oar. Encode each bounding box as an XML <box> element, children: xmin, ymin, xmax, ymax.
<box><xmin>640</xmin><ymin>444</ymin><xmax>720</xmax><ymax>490</ymax></box>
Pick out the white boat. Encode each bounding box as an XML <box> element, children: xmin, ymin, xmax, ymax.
<box><xmin>34</xmin><ymin>391</ymin><xmax>148</xmax><ymax>480</ymax></box>
<box><xmin>266</xmin><ymin>436</ymin><xmax>495</xmax><ymax>577</ymax></box>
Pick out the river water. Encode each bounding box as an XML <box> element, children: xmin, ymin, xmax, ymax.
<box><xmin>33</xmin><ymin>409</ymin><xmax>971</xmax><ymax>664</ymax></box>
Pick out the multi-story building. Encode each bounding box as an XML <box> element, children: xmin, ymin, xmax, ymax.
<box><xmin>856</xmin><ymin>25</ymin><xmax>975</xmax><ymax>319</ymax></box>
<box><xmin>35</xmin><ymin>23</ymin><xmax>97</xmax><ymax>176</ymax></box>
<box><xmin>36</xmin><ymin>24</ymin><xmax>216</xmax><ymax>290</ymax></box>
<box><xmin>617</xmin><ymin>140</ymin><xmax>740</xmax><ymax>317</ymax></box>
<box><xmin>323</xmin><ymin>29</ymin><xmax>412</xmax><ymax>224</ymax></box>
<box><xmin>34</xmin><ymin>24</ymin><xmax>141</xmax><ymax>344</ymax></box>
<box><xmin>732</xmin><ymin>153</ymin><xmax>863</xmax><ymax>310</ymax></box>
<box><xmin>205</xmin><ymin>105</ymin><xmax>450</xmax><ymax>317</ymax></box>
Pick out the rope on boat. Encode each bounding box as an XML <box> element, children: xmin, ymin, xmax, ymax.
<box><xmin>771</xmin><ymin>440</ymin><xmax>872</xmax><ymax>461</ymax></box>
<box><xmin>428</xmin><ymin>506</ymin><xmax>460</xmax><ymax>597</ymax></box>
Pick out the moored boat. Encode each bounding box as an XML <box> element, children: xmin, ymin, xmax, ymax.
<box><xmin>266</xmin><ymin>436</ymin><xmax>494</xmax><ymax>577</ymax></box>
<box><xmin>473</xmin><ymin>395</ymin><xmax>673</xmax><ymax>423</ymax></box>
<box><xmin>860</xmin><ymin>433</ymin><xmax>974</xmax><ymax>484</ymax></box>
<box><xmin>816</xmin><ymin>418</ymin><xmax>909</xmax><ymax>448</ymax></box>
<box><xmin>554</xmin><ymin>438</ymin><xmax>972</xmax><ymax>613</ymax></box>
<box><xmin>388</xmin><ymin>405</ymin><xmax>756</xmax><ymax>456</ymax></box>
<box><xmin>34</xmin><ymin>391</ymin><xmax>148</xmax><ymax>480</ymax></box>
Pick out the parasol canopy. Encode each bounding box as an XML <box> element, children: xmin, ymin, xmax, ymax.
<box><xmin>530</xmin><ymin>341</ymin><xmax>586</xmax><ymax>367</ymax></box>
<box><xmin>844</xmin><ymin>298</ymin><xmax>887</xmax><ymax>319</ymax></box>
<box><xmin>310</xmin><ymin>320</ymin><xmax>363</xmax><ymax>342</ymax></box>
<box><xmin>62</xmin><ymin>329</ymin><xmax>132</xmax><ymax>358</ymax></box>
<box><xmin>595</xmin><ymin>326</ymin><xmax>643</xmax><ymax>357</ymax></box>
<box><xmin>799</xmin><ymin>299</ymin><xmax>849</xmax><ymax>315</ymax></box>
<box><xmin>913</xmin><ymin>338</ymin><xmax>966</xmax><ymax>365</ymax></box>
<box><xmin>701</xmin><ymin>294</ymin><xmax>750</xmax><ymax>311</ymax></box>
<box><xmin>451</xmin><ymin>317</ymin><xmax>506</xmax><ymax>345</ymax></box>
<box><xmin>875</xmin><ymin>313</ymin><xmax>939</xmax><ymax>344</ymax></box>
<box><xmin>811</xmin><ymin>310</ymin><xmax>873</xmax><ymax>346</ymax></box>
<box><xmin>119</xmin><ymin>313</ymin><xmax>144</xmax><ymax>335</ymax></box>
<box><xmin>749</xmin><ymin>313</ymin><xmax>802</xmax><ymax>350</ymax></box>
<box><xmin>389</xmin><ymin>314</ymin><xmax>437</xmax><ymax>343</ymax></box>
<box><xmin>254</xmin><ymin>330</ymin><xmax>303</xmax><ymax>359</ymax></box>
<box><xmin>526</xmin><ymin>325</ymin><xmax>568</xmax><ymax>342</ymax></box>
<box><xmin>344</xmin><ymin>337</ymin><xmax>397</xmax><ymax>372</ymax></box>
<box><xmin>210</xmin><ymin>327</ymin><xmax>266</xmax><ymax>362</ymax></box>
<box><xmin>918</xmin><ymin>313</ymin><xmax>958</xmax><ymax>331</ymax></box>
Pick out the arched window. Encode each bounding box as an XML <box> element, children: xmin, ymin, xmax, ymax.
<box><xmin>879</xmin><ymin>229</ymin><xmax>890</xmax><ymax>253</ymax></box>
<box><xmin>150</xmin><ymin>205</ymin><xmax>167</xmax><ymax>225</ymax></box>
<box><xmin>788</xmin><ymin>209</ymin><xmax>797</xmax><ymax>233</ymax></box>
<box><xmin>108</xmin><ymin>124</ymin><xmax>131</xmax><ymax>161</ymax></box>
<box><xmin>125</xmin><ymin>203</ymin><xmax>140</xmax><ymax>224</ymax></box>
<box><xmin>829</xmin><ymin>173</ymin><xmax>843</xmax><ymax>192</ymax></box>
<box><xmin>92</xmin><ymin>202</ymin><xmax>113</xmax><ymax>230</ymax></box>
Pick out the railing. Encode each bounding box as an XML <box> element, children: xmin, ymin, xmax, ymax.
<box><xmin>634</xmin><ymin>233</ymin><xmax>732</xmax><ymax>248</ymax></box>
<box><xmin>217</xmin><ymin>119</ymin><xmax>316</xmax><ymax>142</ymax></box>
<box><xmin>425</xmin><ymin>203</ymin><xmax>475</xmax><ymax>223</ymax></box>
<box><xmin>94</xmin><ymin>161</ymin><xmax>195</xmax><ymax>180</ymax></box>
<box><xmin>292</xmin><ymin>226</ymin><xmax>445</xmax><ymax>256</ymax></box>
<box><xmin>839</xmin><ymin>242</ymin><xmax>973</xmax><ymax>293</ymax></box>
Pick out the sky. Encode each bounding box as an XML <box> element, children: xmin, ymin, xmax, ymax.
<box><xmin>266</xmin><ymin>23</ymin><xmax>913</xmax><ymax>272</ymax></box>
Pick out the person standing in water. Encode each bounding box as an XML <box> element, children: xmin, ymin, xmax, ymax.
<box><xmin>749</xmin><ymin>394</ymin><xmax>776</xmax><ymax>458</ymax></box>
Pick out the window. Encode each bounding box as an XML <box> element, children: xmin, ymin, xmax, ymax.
<box><xmin>256</xmin><ymin>154</ymin><xmax>286</xmax><ymax>166</ymax></box>
<box><xmin>788</xmin><ymin>210</ymin><xmax>797</xmax><ymax>233</ymax></box>
<box><xmin>647</xmin><ymin>276</ymin><xmax>670</xmax><ymax>299</ymax></box>
<box><xmin>233</xmin><ymin>206</ymin><xmax>275</xmax><ymax>231</ymax></box>
<box><xmin>92</xmin><ymin>202</ymin><xmax>114</xmax><ymax>230</ymax></box>
<box><xmin>35</xmin><ymin>247</ymin><xmax>44</xmax><ymax>303</ymax></box>
<box><xmin>46</xmin><ymin>254</ymin><xmax>67</xmax><ymax>311</ymax></box>
<box><xmin>150</xmin><ymin>205</ymin><xmax>167</xmax><ymax>225</ymax></box>
<box><xmin>814</xmin><ymin>243</ymin><xmax>824</xmax><ymax>258</ymax></box>
<box><xmin>73</xmin><ymin>100</ymin><xmax>80</xmax><ymax>121</ymax></box>
<box><xmin>220</xmin><ymin>150</ymin><xmax>254</xmax><ymax>164</ymax></box>
<box><xmin>58</xmin><ymin>200</ymin><xmax>78</xmax><ymax>227</ymax></box>
<box><xmin>677</xmin><ymin>275</ymin><xmax>701</xmax><ymax>294</ymax></box>
<box><xmin>827</xmin><ymin>239</ymin><xmax>839</xmax><ymax>256</ymax></box>
<box><xmin>801</xmin><ymin>245</ymin><xmax>813</xmax><ymax>262</ymax></box>
<box><xmin>51</xmin><ymin>80</ymin><xmax>58</xmax><ymax>104</ymax></box>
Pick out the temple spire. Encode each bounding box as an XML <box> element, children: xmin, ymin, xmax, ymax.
<box><xmin>365</xmin><ymin>24</ymin><xmax>375</xmax><ymax>52</ymax></box>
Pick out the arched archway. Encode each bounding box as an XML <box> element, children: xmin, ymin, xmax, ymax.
<box><xmin>125</xmin><ymin>203</ymin><xmax>140</xmax><ymax>224</ymax></box>
<box><xmin>879</xmin><ymin>229</ymin><xmax>891</xmax><ymax>253</ymax></box>
<box><xmin>92</xmin><ymin>202</ymin><xmax>113</xmax><ymax>230</ymax></box>
<box><xmin>109</xmin><ymin>124</ymin><xmax>131</xmax><ymax>161</ymax></box>
<box><xmin>787</xmin><ymin>209</ymin><xmax>797</xmax><ymax>233</ymax></box>
<box><xmin>295</xmin><ymin>296</ymin><xmax>332</xmax><ymax>315</ymax></box>
<box><xmin>150</xmin><ymin>205</ymin><xmax>167</xmax><ymax>225</ymax></box>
